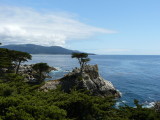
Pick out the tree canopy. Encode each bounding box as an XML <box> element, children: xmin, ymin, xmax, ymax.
<box><xmin>0</xmin><ymin>48</ymin><xmax>12</xmax><ymax>75</ymax></box>
<box><xmin>11</xmin><ymin>50</ymin><xmax>32</xmax><ymax>74</ymax></box>
<box><xmin>0</xmin><ymin>73</ymin><xmax>159</xmax><ymax>120</ymax></box>
<box><xmin>71</xmin><ymin>53</ymin><xmax>90</xmax><ymax>72</ymax></box>
<box><xmin>0</xmin><ymin>48</ymin><xmax>32</xmax><ymax>75</ymax></box>
<box><xmin>32</xmin><ymin>63</ymin><xmax>50</xmax><ymax>82</ymax></box>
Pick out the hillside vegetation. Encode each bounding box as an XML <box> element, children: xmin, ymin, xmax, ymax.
<box><xmin>0</xmin><ymin>47</ymin><xmax>159</xmax><ymax>120</ymax></box>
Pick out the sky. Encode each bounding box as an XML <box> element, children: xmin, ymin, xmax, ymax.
<box><xmin>0</xmin><ymin>0</ymin><xmax>160</xmax><ymax>55</ymax></box>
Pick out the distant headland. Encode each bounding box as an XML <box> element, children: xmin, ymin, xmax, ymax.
<box><xmin>0</xmin><ymin>44</ymin><xmax>95</xmax><ymax>55</ymax></box>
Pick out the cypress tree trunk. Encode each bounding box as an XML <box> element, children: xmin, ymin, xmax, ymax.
<box><xmin>39</xmin><ymin>71</ymin><xmax>41</xmax><ymax>82</ymax></box>
<box><xmin>80</xmin><ymin>62</ymin><xmax>84</xmax><ymax>74</ymax></box>
<box><xmin>16</xmin><ymin>61</ymin><xmax>21</xmax><ymax>74</ymax></box>
<box><xmin>39</xmin><ymin>71</ymin><xmax>43</xmax><ymax>83</ymax></box>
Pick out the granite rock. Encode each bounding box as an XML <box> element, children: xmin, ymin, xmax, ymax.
<box><xmin>41</xmin><ymin>65</ymin><xmax>120</xmax><ymax>97</ymax></box>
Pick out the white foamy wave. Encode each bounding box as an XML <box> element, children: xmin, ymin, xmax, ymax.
<box><xmin>142</xmin><ymin>101</ymin><xmax>155</xmax><ymax>108</ymax></box>
<box><xmin>115</xmin><ymin>100</ymin><xmax>127</xmax><ymax>108</ymax></box>
<box><xmin>51</xmin><ymin>67</ymin><xmax>70</xmax><ymax>73</ymax></box>
<box><xmin>54</xmin><ymin>67</ymin><xmax>61</xmax><ymax>71</ymax></box>
<box><xmin>117</xmin><ymin>89</ymin><xmax>122</xmax><ymax>97</ymax></box>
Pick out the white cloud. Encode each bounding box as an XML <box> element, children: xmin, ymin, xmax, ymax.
<box><xmin>0</xmin><ymin>6</ymin><xmax>116</xmax><ymax>46</ymax></box>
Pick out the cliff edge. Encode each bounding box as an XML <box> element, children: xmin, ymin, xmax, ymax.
<box><xmin>41</xmin><ymin>65</ymin><xmax>120</xmax><ymax>97</ymax></box>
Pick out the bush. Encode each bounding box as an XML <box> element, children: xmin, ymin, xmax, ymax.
<box><xmin>0</xmin><ymin>84</ymin><xmax>15</xmax><ymax>97</ymax></box>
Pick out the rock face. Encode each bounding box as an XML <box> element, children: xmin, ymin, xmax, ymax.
<box><xmin>18</xmin><ymin>64</ymin><xmax>36</xmax><ymax>82</ymax></box>
<box><xmin>41</xmin><ymin>65</ymin><xmax>120</xmax><ymax>97</ymax></box>
<box><xmin>154</xmin><ymin>102</ymin><xmax>160</xmax><ymax>112</ymax></box>
<box><xmin>18</xmin><ymin>64</ymin><xmax>57</xmax><ymax>82</ymax></box>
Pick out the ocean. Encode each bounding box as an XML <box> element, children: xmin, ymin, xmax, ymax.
<box><xmin>27</xmin><ymin>55</ymin><xmax>160</xmax><ymax>107</ymax></box>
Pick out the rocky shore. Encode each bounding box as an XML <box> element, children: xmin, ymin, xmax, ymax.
<box><xmin>18</xmin><ymin>64</ymin><xmax>57</xmax><ymax>82</ymax></box>
<box><xmin>41</xmin><ymin>65</ymin><xmax>120</xmax><ymax>97</ymax></box>
<box><xmin>18</xmin><ymin>64</ymin><xmax>120</xmax><ymax>97</ymax></box>
<box><xmin>154</xmin><ymin>102</ymin><xmax>160</xmax><ymax>112</ymax></box>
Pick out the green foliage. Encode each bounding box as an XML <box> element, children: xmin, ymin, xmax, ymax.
<box><xmin>71</xmin><ymin>53</ymin><xmax>90</xmax><ymax>72</ymax></box>
<box><xmin>0</xmin><ymin>84</ymin><xmax>15</xmax><ymax>97</ymax></box>
<box><xmin>32</xmin><ymin>63</ymin><xmax>50</xmax><ymax>73</ymax></box>
<box><xmin>32</xmin><ymin>63</ymin><xmax>50</xmax><ymax>83</ymax></box>
<box><xmin>0</xmin><ymin>48</ymin><xmax>32</xmax><ymax>75</ymax></box>
<box><xmin>0</xmin><ymin>73</ymin><xmax>159</xmax><ymax>120</ymax></box>
<box><xmin>0</xmin><ymin>48</ymin><xmax>12</xmax><ymax>75</ymax></box>
<box><xmin>10</xmin><ymin>50</ymin><xmax>32</xmax><ymax>74</ymax></box>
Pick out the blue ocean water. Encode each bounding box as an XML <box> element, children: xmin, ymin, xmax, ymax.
<box><xmin>27</xmin><ymin>55</ymin><xmax>160</xmax><ymax>107</ymax></box>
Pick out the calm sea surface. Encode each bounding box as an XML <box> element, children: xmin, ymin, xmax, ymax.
<box><xmin>27</xmin><ymin>55</ymin><xmax>160</xmax><ymax>107</ymax></box>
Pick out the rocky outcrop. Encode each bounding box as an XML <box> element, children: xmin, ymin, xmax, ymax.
<box><xmin>41</xmin><ymin>65</ymin><xmax>120</xmax><ymax>97</ymax></box>
<box><xmin>18</xmin><ymin>64</ymin><xmax>57</xmax><ymax>82</ymax></box>
<box><xmin>154</xmin><ymin>102</ymin><xmax>160</xmax><ymax>112</ymax></box>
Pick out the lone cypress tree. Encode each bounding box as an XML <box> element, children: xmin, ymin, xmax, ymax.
<box><xmin>71</xmin><ymin>53</ymin><xmax>90</xmax><ymax>73</ymax></box>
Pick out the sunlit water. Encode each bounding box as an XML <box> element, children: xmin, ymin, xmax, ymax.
<box><xmin>27</xmin><ymin>55</ymin><xmax>160</xmax><ymax>107</ymax></box>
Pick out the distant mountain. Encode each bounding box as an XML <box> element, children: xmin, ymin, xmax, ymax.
<box><xmin>0</xmin><ymin>44</ymin><xmax>81</xmax><ymax>54</ymax></box>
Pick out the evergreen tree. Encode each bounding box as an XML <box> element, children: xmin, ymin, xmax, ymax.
<box><xmin>71</xmin><ymin>53</ymin><xmax>90</xmax><ymax>73</ymax></box>
<box><xmin>10</xmin><ymin>51</ymin><xmax>32</xmax><ymax>74</ymax></box>
<box><xmin>32</xmin><ymin>63</ymin><xmax>50</xmax><ymax>83</ymax></box>
<box><xmin>0</xmin><ymin>48</ymin><xmax>12</xmax><ymax>75</ymax></box>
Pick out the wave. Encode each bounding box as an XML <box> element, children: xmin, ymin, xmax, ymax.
<box><xmin>115</xmin><ymin>100</ymin><xmax>155</xmax><ymax>109</ymax></box>
<box><xmin>142</xmin><ymin>101</ymin><xmax>155</xmax><ymax>108</ymax></box>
